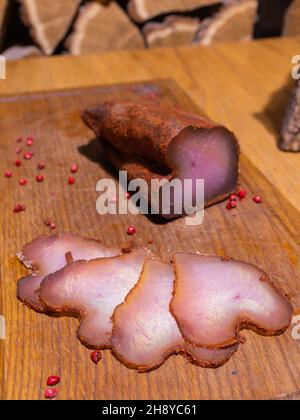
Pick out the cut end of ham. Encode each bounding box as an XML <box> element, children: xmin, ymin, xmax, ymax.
<box><xmin>82</xmin><ymin>101</ymin><xmax>240</xmax><ymax>218</ymax></box>
<box><xmin>112</xmin><ymin>259</ymin><xmax>238</xmax><ymax>371</ymax></box>
<box><xmin>171</xmin><ymin>253</ymin><xmax>293</xmax><ymax>349</ymax></box>
<box><xmin>17</xmin><ymin>232</ymin><xmax>121</xmax><ymax>312</ymax></box>
<box><xmin>39</xmin><ymin>248</ymin><xmax>153</xmax><ymax>349</ymax></box>
<box><xmin>167</xmin><ymin>125</ymin><xmax>239</xmax><ymax>206</ymax></box>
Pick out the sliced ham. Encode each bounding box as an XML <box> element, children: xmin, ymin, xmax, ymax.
<box><xmin>171</xmin><ymin>253</ymin><xmax>293</xmax><ymax>349</ymax></box>
<box><xmin>39</xmin><ymin>249</ymin><xmax>152</xmax><ymax>349</ymax></box>
<box><xmin>17</xmin><ymin>232</ymin><xmax>121</xmax><ymax>312</ymax></box>
<box><xmin>82</xmin><ymin>102</ymin><xmax>239</xmax><ymax>218</ymax></box>
<box><xmin>112</xmin><ymin>259</ymin><xmax>238</xmax><ymax>371</ymax></box>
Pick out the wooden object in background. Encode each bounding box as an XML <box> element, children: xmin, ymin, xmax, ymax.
<box><xmin>66</xmin><ymin>1</ymin><xmax>144</xmax><ymax>55</ymax></box>
<box><xmin>19</xmin><ymin>0</ymin><xmax>81</xmax><ymax>55</ymax></box>
<box><xmin>0</xmin><ymin>0</ymin><xmax>7</xmax><ymax>29</ymax></box>
<box><xmin>282</xmin><ymin>0</ymin><xmax>300</xmax><ymax>37</ymax></box>
<box><xmin>280</xmin><ymin>80</ymin><xmax>300</xmax><ymax>152</ymax></box>
<box><xmin>0</xmin><ymin>0</ymin><xmax>8</xmax><ymax>47</ymax></box>
<box><xmin>1</xmin><ymin>79</ymin><xmax>300</xmax><ymax>400</ymax></box>
<box><xmin>128</xmin><ymin>0</ymin><xmax>222</xmax><ymax>23</ymax></box>
<box><xmin>144</xmin><ymin>15</ymin><xmax>200</xmax><ymax>48</ymax></box>
<box><xmin>2</xmin><ymin>45</ymin><xmax>42</xmax><ymax>61</ymax></box>
<box><xmin>195</xmin><ymin>0</ymin><xmax>258</xmax><ymax>45</ymax></box>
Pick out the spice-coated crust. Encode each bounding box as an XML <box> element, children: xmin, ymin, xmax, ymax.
<box><xmin>82</xmin><ymin>101</ymin><xmax>240</xmax><ymax>211</ymax></box>
<box><xmin>170</xmin><ymin>253</ymin><xmax>294</xmax><ymax>350</ymax></box>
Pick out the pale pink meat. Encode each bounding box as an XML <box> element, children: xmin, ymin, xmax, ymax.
<box><xmin>17</xmin><ymin>232</ymin><xmax>121</xmax><ymax>312</ymax></box>
<box><xmin>112</xmin><ymin>259</ymin><xmax>237</xmax><ymax>371</ymax></box>
<box><xmin>39</xmin><ymin>249</ymin><xmax>152</xmax><ymax>348</ymax></box>
<box><xmin>171</xmin><ymin>253</ymin><xmax>293</xmax><ymax>349</ymax></box>
<box><xmin>167</xmin><ymin>126</ymin><xmax>239</xmax><ymax>206</ymax></box>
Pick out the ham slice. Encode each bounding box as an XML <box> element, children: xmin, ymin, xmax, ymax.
<box><xmin>112</xmin><ymin>259</ymin><xmax>237</xmax><ymax>371</ymax></box>
<box><xmin>39</xmin><ymin>249</ymin><xmax>152</xmax><ymax>349</ymax></box>
<box><xmin>82</xmin><ymin>102</ymin><xmax>240</xmax><ymax>218</ymax></box>
<box><xmin>171</xmin><ymin>253</ymin><xmax>293</xmax><ymax>349</ymax></box>
<box><xmin>17</xmin><ymin>232</ymin><xmax>121</xmax><ymax>312</ymax></box>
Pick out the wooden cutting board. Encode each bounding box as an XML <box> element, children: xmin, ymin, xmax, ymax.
<box><xmin>1</xmin><ymin>80</ymin><xmax>300</xmax><ymax>400</ymax></box>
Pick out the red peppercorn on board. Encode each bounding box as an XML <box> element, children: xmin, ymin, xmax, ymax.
<box><xmin>1</xmin><ymin>80</ymin><xmax>300</xmax><ymax>400</ymax></box>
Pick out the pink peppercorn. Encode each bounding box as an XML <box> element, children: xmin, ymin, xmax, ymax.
<box><xmin>253</xmin><ymin>196</ymin><xmax>262</xmax><ymax>204</ymax></box>
<box><xmin>47</xmin><ymin>376</ymin><xmax>60</xmax><ymax>386</ymax></box>
<box><xmin>36</xmin><ymin>175</ymin><xmax>44</xmax><ymax>182</ymax></box>
<box><xmin>45</xmin><ymin>388</ymin><xmax>58</xmax><ymax>399</ymax></box>
<box><xmin>19</xmin><ymin>178</ymin><xmax>28</xmax><ymax>186</ymax></box>
<box><xmin>68</xmin><ymin>176</ymin><xmax>75</xmax><ymax>185</ymax></box>
<box><xmin>91</xmin><ymin>351</ymin><xmax>102</xmax><ymax>364</ymax></box>
<box><xmin>127</xmin><ymin>226</ymin><xmax>136</xmax><ymax>235</ymax></box>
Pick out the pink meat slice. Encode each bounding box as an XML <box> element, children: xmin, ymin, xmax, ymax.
<box><xmin>17</xmin><ymin>232</ymin><xmax>121</xmax><ymax>312</ymax></box>
<box><xmin>171</xmin><ymin>253</ymin><xmax>293</xmax><ymax>349</ymax></box>
<box><xmin>112</xmin><ymin>259</ymin><xmax>237</xmax><ymax>371</ymax></box>
<box><xmin>39</xmin><ymin>249</ymin><xmax>152</xmax><ymax>349</ymax></box>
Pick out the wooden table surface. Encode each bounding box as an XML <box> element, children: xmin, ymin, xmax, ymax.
<box><xmin>1</xmin><ymin>37</ymin><xmax>300</xmax><ymax>401</ymax></box>
<box><xmin>1</xmin><ymin>36</ymin><xmax>300</xmax><ymax>213</ymax></box>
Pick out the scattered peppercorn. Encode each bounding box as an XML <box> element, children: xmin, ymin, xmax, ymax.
<box><xmin>13</xmin><ymin>204</ymin><xmax>25</xmax><ymax>213</ymax></box>
<box><xmin>47</xmin><ymin>376</ymin><xmax>60</xmax><ymax>386</ymax></box>
<box><xmin>238</xmin><ymin>189</ymin><xmax>247</xmax><ymax>199</ymax></box>
<box><xmin>253</xmin><ymin>196</ymin><xmax>262</xmax><ymax>204</ymax></box>
<box><xmin>45</xmin><ymin>388</ymin><xmax>58</xmax><ymax>399</ymax></box>
<box><xmin>70</xmin><ymin>164</ymin><xmax>78</xmax><ymax>173</ymax></box>
<box><xmin>36</xmin><ymin>175</ymin><xmax>44</xmax><ymax>182</ymax></box>
<box><xmin>19</xmin><ymin>178</ymin><xmax>28</xmax><ymax>186</ymax></box>
<box><xmin>91</xmin><ymin>350</ymin><xmax>102</xmax><ymax>364</ymax></box>
<box><xmin>68</xmin><ymin>176</ymin><xmax>75</xmax><ymax>185</ymax></box>
<box><xmin>127</xmin><ymin>226</ymin><xmax>136</xmax><ymax>235</ymax></box>
<box><xmin>24</xmin><ymin>151</ymin><xmax>34</xmax><ymax>160</ymax></box>
<box><xmin>26</xmin><ymin>137</ymin><xmax>34</xmax><ymax>146</ymax></box>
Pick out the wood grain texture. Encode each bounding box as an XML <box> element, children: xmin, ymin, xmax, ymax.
<box><xmin>66</xmin><ymin>2</ymin><xmax>145</xmax><ymax>55</ymax></box>
<box><xmin>127</xmin><ymin>0</ymin><xmax>221</xmax><ymax>22</ymax></box>
<box><xmin>0</xmin><ymin>80</ymin><xmax>300</xmax><ymax>400</ymax></box>
<box><xmin>19</xmin><ymin>0</ymin><xmax>81</xmax><ymax>55</ymax></box>
<box><xmin>1</xmin><ymin>37</ymin><xmax>300</xmax><ymax>214</ymax></box>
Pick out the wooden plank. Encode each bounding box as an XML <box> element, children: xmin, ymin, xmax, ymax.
<box><xmin>19</xmin><ymin>0</ymin><xmax>81</xmax><ymax>55</ymax></box>
<box><xmin>144</xmin><ymin>16</ymin><xmax>200</xmax><ymax>48</ymax></box>
<box><xmin>128</xmin><ymin>0</ymin><xmax>221</xmax><ymax>22</ymax></box>
<box><xmin>194</xmin><ymin>0</ymin><xmax>258</xmax><ymax>45</ymax></box>
<box><xmin>283</xmin><ymin>0</ymin><xmax>300</xmax><ymax>37</ymax></box>
<box><xmin>66</xmin><ymin>1</ymin><xmax>145</xmax><ymax>55</ymax></box>
<box><xmin>1</xmin><ymin>80</ymin><xmax>300</xmax><ymax>400</ymax></box>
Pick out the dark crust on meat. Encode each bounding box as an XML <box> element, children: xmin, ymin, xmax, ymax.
<box><xmin>170</xmin><ymin>253</ymin><xmax>294</xmax><ymax>350</ymax></box>
<box><xmin>82</xmin><ymin>101</ymin><xmax>240</xmax><ymax>215</ymax></box>
<box><xmin>181</xmin><ymin>344</ymin><xmax>239</xmax><ymax>369</ymax></box>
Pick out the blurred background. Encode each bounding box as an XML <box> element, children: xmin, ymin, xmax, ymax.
<box><xmin>0</xmin><ymin>0</ymin><xmax>299</xmax><ymax>60</ymax></box>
